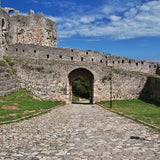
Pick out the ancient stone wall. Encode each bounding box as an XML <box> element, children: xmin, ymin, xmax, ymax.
<box><xmin>0</xmin><ymin>59</ymin><xmax>19</xmax><ymax>96</ymax></box>
<box><xmin>0</xmin><ymin>7</ymin><xmax>57</xmax><ymax>48</ymax></box>
<box><xmin>9</xmin><ymin>58</ymin><xmax>147</xmax><ymax>104</ymax></box>
<box><xmin>8</xmin><ymin>11</ymin><xmax>57</xmax><ymax>47</ymax></box>
<box><xmin>5</xmin><ymin>44</ymin><xmax>159</xmax><ymax>75</ymax></box>
<box><xmin>94</xmin><ymin>68</ymin><xmax>147</xmax><ymax>102</ymax></box>
<box><xmin>0</xmin><ymin>8</ymin><xmax>10</xmax><ymax>46</ymax></box>
<box><xmin>140</xmin><ymin>76</ymin><xmax>160</xmax><ymax>103</ymax></box>
<box><xmin>106</xmin><ymin>55</ymin><xmax>159</xmax><ymax>75</ymax></box>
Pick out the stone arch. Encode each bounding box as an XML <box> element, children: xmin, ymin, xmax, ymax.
<box><xmin>68</xmin><ymin>68</ymin><xmax>94</xmax><ymax>104</ymax></box>
<box><xmin>8</xmin><ymin>10</ymin><xmax>15</xmax><ymax>16</ymax></box>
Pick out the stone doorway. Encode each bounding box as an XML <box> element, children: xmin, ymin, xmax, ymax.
<box><xmin>68</xmin><ymin>68</ymin><xmax>94</xmax><ymax>104</ymax></box>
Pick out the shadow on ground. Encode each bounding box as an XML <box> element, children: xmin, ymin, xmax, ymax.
<box><xmin>72</xmin><ymin>101</ymin><xmax>90</xmax><ymax>105</ymax></box>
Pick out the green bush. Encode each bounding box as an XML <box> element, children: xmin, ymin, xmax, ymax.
<box><xmin>72</xmin><ymin>77</ymin><xmax>89</xmax><ymax>99</ymax></box>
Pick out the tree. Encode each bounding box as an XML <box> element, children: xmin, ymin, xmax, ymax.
<box><xmin>72</xmin><ymin>77</ymin><xmax>90</xmax><ymax>99</ymax></box>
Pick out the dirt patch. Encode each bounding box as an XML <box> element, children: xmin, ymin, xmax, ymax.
<box><xmin>0</xmin><ymin>116</ymin><xmax>5</xmax><ymax>118</ymax></box>
<box><xmin>23</xmin><ymin>110</ymin><xmax>36</xmax><ymax>113</ymax></box>
<box><xmin>2</xmin><ymin>106</ymin><xmax>20</xmax><ymax>110</ymax></box>
<box><xmin>9</xmin><ymin>114</ymin><xmax>17</xmax><ymax>117</ymax></box>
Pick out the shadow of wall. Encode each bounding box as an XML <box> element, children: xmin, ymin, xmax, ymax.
<box><xmin>156</xmin><ymin>65</ymin><xmax>160</xmax><ymax>75</ymax></box>
<box><xmin>139</xmin><ymin>76</ymin><xmax>160</xmax><ymax>104</ymax></box>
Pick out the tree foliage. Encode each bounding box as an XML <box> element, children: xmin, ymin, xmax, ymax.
<box><xmin>72</xmin><ymin>77</ymin><xmax>90</xmax><ymax>99</ymax></box>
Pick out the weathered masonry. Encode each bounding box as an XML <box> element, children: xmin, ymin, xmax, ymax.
<box><xmin>0</xmin><ymin>6</ymin><xmax>160</xmax><ymax>104</ymax></box>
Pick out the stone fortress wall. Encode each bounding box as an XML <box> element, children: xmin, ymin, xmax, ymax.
<box><xmin>0</xmin><ymin>6</ymin><xmax>159</xmax><ymax>75</ymax></box>
<box><xmin>0</xmin><ymin>7</ymin><xmax>10</xmax><ymax>53</ymax></box>
<box><xmin>9</xmin><ymin>58</ymin><xmax>147</xmax><ymax>103</ymax></box>
<box><xmin>0</xmin><ymin>59</ymin><xmax>19</xmax><ymax>96</ymax></box>
<box><xmin>0</xmin><ymin>6</ymin><xmax>160</xmax><ymax>103</ymax></box>
<box><xmin>0</xmin><ymin>7</ymin><xmax>57</xmax><ymax>48</ymax></box>
<box><xmin>5</xmin><ymin>43</ymin><xmax>160</xmax><ymax>75</ymax></box>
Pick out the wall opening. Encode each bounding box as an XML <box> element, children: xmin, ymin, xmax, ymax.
<box><xmin>2</xmin><ymin>19</ymin><xmax>5</xmax><ymax>28</ymax></box>
<box><xmin>72</xmin><ymin>77</ymin><xmax>90</xmax><ymax>102</ymax></box>
<box><xmin>68</xmin><ymin>68</ymin><xmax>94</xmax><ymax>104</ymax></box>
<box><xmin>9</xmin><ymin>10</ymin><xmax>15</xmax><ymax>16</ymax></box>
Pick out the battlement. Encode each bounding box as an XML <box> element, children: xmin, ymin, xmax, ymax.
<box><xmin>5</xmin><ymin>43</ymin><xmax>160</xmax><ymax>75</ymax></box>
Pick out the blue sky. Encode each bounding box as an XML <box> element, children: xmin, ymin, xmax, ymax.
<box><xmin>2</xmin><ymin>0</ymin><xmax>160</xmax><ymax>62</ymax></box>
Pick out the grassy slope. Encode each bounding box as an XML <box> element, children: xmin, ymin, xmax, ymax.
<box><xmin>98</xmin><ymin>99</ymin><xmax>160</xmax><ymax>130</ymax></box>
<box><xmin>72</xmin><ymin>93</ymin><xmax>79</xmax><ymax>103</ymax></box>
<box><xmin>0</xmin><ymin>89</ymin><xmax>61</xmax><ymax>123</ymax></box>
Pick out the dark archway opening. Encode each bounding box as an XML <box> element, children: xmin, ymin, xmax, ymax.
<box><xmin>72</xmin><ymin>77</ymin><xmax>90</xmax><ymax>103</ymax></box>
<box><xmin>2</xmin><ymin>19</ymin><xmax>5</xmax><ymax>28</ymax></box>
<box><xmin>68</xmin><ymin>68</ymin><xmax>94</xmax><ymax>104</ymax></box>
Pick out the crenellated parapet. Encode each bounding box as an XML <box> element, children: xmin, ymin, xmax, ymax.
<box><xmin>5</xmin><ymin>43</ymin><xmax>159</xmax><ymax>75</ymax></box>
<box><xmin>105</xmin><ymin>55</ymin><xmax>159</xmax><ymax>75</ymax></box>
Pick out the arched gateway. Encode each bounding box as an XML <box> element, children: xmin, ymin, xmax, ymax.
<box><xmin>68</xmin><ymin>68</ymin><xmax>94</xmax><ymax>104</ymax></box>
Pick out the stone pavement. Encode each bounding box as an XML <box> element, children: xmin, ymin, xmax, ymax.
<box><xmin>0</xmin><ymin>103</ymin><xmax>160</xmax><ymax>160</ymax></box>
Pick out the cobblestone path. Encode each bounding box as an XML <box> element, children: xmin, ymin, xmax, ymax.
<box><xmin>0</xmin><ymin>104</ymin><xmax>160</xmax><ymax>160</ymax></box>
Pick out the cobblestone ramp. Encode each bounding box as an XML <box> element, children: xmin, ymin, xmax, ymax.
<box><xmin>0</xmin><ymin>104</ymin><xmax>160</xmax><ymax>160</ymax></box>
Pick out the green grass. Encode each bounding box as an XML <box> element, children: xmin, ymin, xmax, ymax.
<box><xmin>0</xmin><ymin>88</ymin><xmax>61</xmax><ymax>123</ymax></box>
<box><xmin>72</xmin><ymin>93</ymin><xmax>79</xmax><ymax>102</ymax></box>
<box><xmin>98</xmin><ymin>99</ymin><xmax>160</xmax><ymax>130</ymax></box>
<box><xmin>0</xmin><ymin>60</ymin><xmax>7</xmax><ymax>66</ymax></box>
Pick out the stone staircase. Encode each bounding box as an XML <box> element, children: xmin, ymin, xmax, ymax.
<box><xmin>0</xmin><ymin>59</ymin><xmax>19</xmax><ymax>96</ymax></box>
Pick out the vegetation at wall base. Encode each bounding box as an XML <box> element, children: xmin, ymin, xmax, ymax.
<box><xmin>0</xmin><ymin>88</ymin><xmax>61</xmax><ymax>124</ymax></box>
<box><xmin>72</xmin><ymin>93</ymin><xmax>79</xmax><ymax>103</ymax></box>
<box><xmin>98</xmin><ymin>99</ymin><xmax>160</xmax><ymax>131</ymax></box>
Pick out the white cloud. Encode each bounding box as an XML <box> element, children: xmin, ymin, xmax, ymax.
<box><xmin>110</xmin><ymin>15</ymin><xmax>121</xmax><ymax>21</ymax></box>
<box><xmin>80</xmin><ymin>14</ymin><xmax>104</xmax><ymax>24</ymax></box>
<box><xmin>124</xmin><ymin>8</ymin><xmax>138</xmax><ymax>18</ymax></box>
<box><xmin>32</xmin><ymin>0</ymin><xmax>52</xmax><ymax>7</ymax></box>
<box><xmin>47</xmin><ymin>16</ymin><xmax>64</xmax><ymax>23</ymax></box>
<box><xmin>101</xmin><ymin>6</ymin><xmax>115</xmax><ymax>15</ymax></box>
<box><xmin>47</xmin><ymin>0</ymin><xmax>160</xmax><ymax>40</ymax></box>
<box><xmin>80</xmin><ymin>16</ymin><xmax>95</xmax><ymax>24</ymax></box>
